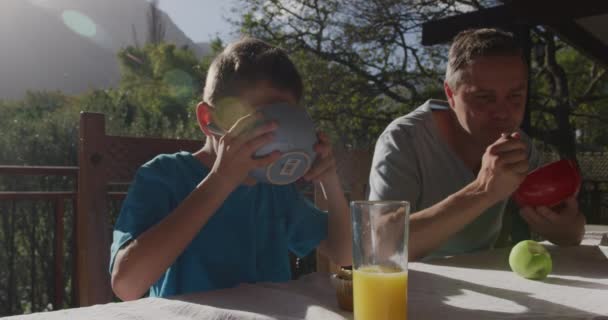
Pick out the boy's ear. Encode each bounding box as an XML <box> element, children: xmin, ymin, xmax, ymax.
<box><xmin>196</xmin><ymin>101</ymin><xmax>215</xmax><ymax>137</ymax></box>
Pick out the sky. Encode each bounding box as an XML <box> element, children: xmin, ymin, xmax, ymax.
<box><xmin>155</xmin><ymin>0</ymin><xmax>237</xmax><ymax>43</ymax></box>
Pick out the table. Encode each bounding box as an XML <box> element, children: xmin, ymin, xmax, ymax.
<box><xmin>8</xmin><ymin>231</ymin><xmax>608</xmax><ymax>320</ymax></box>
<box><xmin>408</xmin><ymin>243</ymin><xmax>608</xmax><ymax>319</ymax></box>
<box><xmin>7</xmin><ymin>273</ymin><xmax>348</xmax><ymax>320</ymax></box>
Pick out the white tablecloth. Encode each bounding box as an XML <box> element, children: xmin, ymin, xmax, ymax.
<box><xmin>8</xmin><ymin>233</ymin><xmax>608</xmax><ymax>320</ymax></box>
<box><xmin>408</xmin><ymin>243</ymin><xmax>608</xmax><ymax>319</ymax></box>
<box><xmin>8</xmin><ymin>272</ymin><xmax>348</xmax><ymax>320</ymax></box>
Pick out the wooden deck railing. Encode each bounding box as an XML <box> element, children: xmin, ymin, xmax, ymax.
<box><xmin>0</xmin><ymin>166</ymin><xmax>78</xmax><ymax>314</ymax></box>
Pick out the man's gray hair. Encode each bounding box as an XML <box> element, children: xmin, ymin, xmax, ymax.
<box><xmin>445</xmin><ymin>28</ymin><xmax>526</xmax><ymax>88</ymax></box>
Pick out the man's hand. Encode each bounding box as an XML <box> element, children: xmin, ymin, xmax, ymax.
<box><xmin>371</xmin><ymin>206</ymin><xmax>408</xmax><ymax>262</ymax></box>
<box><xmin>473</xmin><ymin>132</ymin><xmax>529</xmax><ymax>203</ymax></box>
<box><xmin>520</xmin><ymin>196</ymin><xmax>586</xmax><ymax>246</ymax></box>
<box><xmin>210</xmin><ymin>113</ymin><xmax>281</xmax><ymax>188</ymax></box>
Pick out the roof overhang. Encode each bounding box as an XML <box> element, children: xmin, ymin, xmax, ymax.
<box><xmin>421</xmin><ymin>0</ymin><xmax>608</xmax><ymax>68</ymax></box>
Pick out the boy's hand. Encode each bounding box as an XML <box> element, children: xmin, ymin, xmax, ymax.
<box><xmin>303</xmin><ymin>132</ymin><xmax>338</xmax><ymax>184</ymax></box>
<box><xmin>210</xmin><ymin>113</ymin><xmax>281</xmax><ymax>189</ymax></box>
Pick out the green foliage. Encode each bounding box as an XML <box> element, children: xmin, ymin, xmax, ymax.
<box><xmin>0</xmin><ymin>43</ymin><xmax>214</xmax><ymax>167</ymax></box>
<box><xmin>201</xmin><ymin>37</ymin><xmax>225</xmax><ymax>71</ymax></box>
<box><xmin>0</xmin><ymin>92</ymin><xmax>78</xmax><ymax>166</ymax></box>
<box><xmin>290</xmin><ymin>51</ymin><xmax>399</xmax><ymax>147</ymax></box>
<box><xmin>557</xmin><ymin>47</ymin><xmax>608</xmax><ymax>150</ymax></box>
<box><xmin>528</xmin><ymin>35</ymin><xmax>608</xmax><ymax>155</ymax></box>
<box><xmin>115</xmin><ymin>43</ymin><xmax>207</xmax><ymax>135</ymax></box>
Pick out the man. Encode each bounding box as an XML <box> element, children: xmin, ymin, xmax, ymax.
<box><xmin>369</xmin><ymin>28</ymin><xmax>585</xmax><ymax>261</ymax></box>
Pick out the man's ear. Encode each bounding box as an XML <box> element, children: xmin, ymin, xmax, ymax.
<box><xmin>196</xmin><ymin>101</ymin><xmax>214</xmax><ymax>136</ymax></box>
<box><xmin>444</xmin><ymin>81</ymin><xmax>457</xmax><ymax>110</ymax></box>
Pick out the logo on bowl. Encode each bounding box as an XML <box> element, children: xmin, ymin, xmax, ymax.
<box><xmin>249</xmin><ymin>103</ymin><xmax>317</xmax><ymax>185</ymax></box>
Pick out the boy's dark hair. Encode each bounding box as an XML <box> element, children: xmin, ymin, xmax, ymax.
<box><xmin>203</xmin><ymin>38</ymin><xmax>303</xmax><ymax>107</ymax></box>
<box><xmin>446</xmin><ymin>28</ymin><xmax>526</xmax><ymax>88</ymax></box>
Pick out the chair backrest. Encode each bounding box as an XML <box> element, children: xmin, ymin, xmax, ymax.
<box><xmin>76</xmin><ymin>112</ymin><xmax>203</xmax><ymax>306</ymax></box>
<box><xmin>314</xmin><ymin>148</ymin><xmax>373</xmax><ymax>273</ymax></box>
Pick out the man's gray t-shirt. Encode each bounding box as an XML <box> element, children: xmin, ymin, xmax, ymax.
<box><xmin>368</xmin><ymin>100</ymin><xmax>540</xmax><ymax>258</ymax></box>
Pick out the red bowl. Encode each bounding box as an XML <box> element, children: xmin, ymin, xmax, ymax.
<box><xmin>513</xmin><ymin>159</ymin><xmax>581</xmax><ymax>207</ymax></box>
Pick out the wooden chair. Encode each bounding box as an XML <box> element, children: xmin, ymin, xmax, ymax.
<box><xmin>76</xmin><ymin>111</ymin><xmax>373</xmax><ymax>305</ymax></box>
<box><xmin>76</xmin><ymin>112</ymin><xmax>203</xmax><ymax>306</ymax></box>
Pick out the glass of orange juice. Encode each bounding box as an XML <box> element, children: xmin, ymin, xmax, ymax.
<box><xmin>351</xmin><ymin>200</ymin><xmax>410</xmax><ymax>320</ymax></box>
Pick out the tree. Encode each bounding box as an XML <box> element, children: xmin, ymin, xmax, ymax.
<box><xmin>528</xmin><ymin>30</ymin><xmax>608</xmax><ymax>158</ymax></box>
<box><xmin>233</xmin><ymin>0</ymin><xmax>490</xmax><ymax>147</ymax></box>
<box><xmin>233</xmin><ymin>0</ymin><xmax>608</xmax><ymax>155</ymax></box>
<box><xmin>115</xmin><ymin>43</ymin><xmax>209</xmax><ymax>138</ymax></box>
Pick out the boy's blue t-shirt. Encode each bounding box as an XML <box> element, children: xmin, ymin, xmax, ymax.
<box><xmin>109</xmin><ymin>151</ymin><xmax>328</xmax><ymax>297</ymax></box>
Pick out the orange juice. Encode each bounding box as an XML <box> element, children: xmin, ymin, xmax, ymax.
<box><xmin>353</xmin><ymin>265</ymin><xmax>408</xmax><ymax>320</ymax></box>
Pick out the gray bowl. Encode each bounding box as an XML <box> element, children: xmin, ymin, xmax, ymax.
<box><xmin>250</xmin><ymin>103</ymin><xmax>317</xmax><ymax>185</ymax></box>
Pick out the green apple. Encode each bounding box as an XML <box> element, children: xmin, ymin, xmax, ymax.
<box><xmin>509</xmin><ymin>240</ymin><xmax>553</xmax><ymax>280</ymax></box>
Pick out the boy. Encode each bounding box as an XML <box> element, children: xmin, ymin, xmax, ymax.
<box><xmin>110</xmin><ymin>38</ymin><xmax>352</xmax><ymax>301</ymax></box>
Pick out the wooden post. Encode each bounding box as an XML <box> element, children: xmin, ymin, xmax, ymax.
<box><xmin>511</xmin><ymin>25</ymin><xmax>533</xmax><ymax>242</ymax></box>
<box><xmin>71</xmin><ymin>198</ymin><xmax>78</xmax><ymax>307</ymax></box>
<box><xmin>54</xmin><ymin>198</ymin><xmax>64</xmax><ymax>309</ymax></box>
<box><xmin>516</xmin><ymin>25</ymin><xmax>533</xmax><ymax>135</ymax></box>
<box><xmin>76</xmin><ymin>113</ymin><xmax>113</xmax><ymax>306</ymax></box>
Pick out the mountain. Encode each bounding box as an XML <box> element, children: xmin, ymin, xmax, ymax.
<box><xmin>0</xmin><ymin>0</ymin><xmax>210</xmax><ymax>100</ymax></box>
<box><xmin>195</xmin><ymin>42</ymin><xmax>213</xmax><ymax>58</ymax></box>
